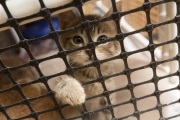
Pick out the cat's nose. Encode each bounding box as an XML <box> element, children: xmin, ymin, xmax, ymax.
<box><xmin>85</xmin><ymin>49</ymin><xmax>92</xmax><ymax>58</ymax></box>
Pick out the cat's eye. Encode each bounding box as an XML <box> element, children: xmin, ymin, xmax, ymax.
<box><xmin>97</xmin><ymin>35</ymin><xmax>108</xmax><ymax>41</ymax></box>
<box><xmin>73</xmin><ymin>36</ymin><xmax>84</xmax><ymax>44</ymax></box>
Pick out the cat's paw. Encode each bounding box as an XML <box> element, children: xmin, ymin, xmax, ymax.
<box><xmin>54</xmin><ymin>75</ymin><xmax>85</xmax><ymax>106</ymax></box>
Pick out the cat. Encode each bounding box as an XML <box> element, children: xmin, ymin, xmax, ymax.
<box><xmin>53</xmin><ymin>3</ymin><xmax>175</xmax><ymax>120</ymax></box>
<box><xmin>53</xmin><ymin>4</ymin><xmax>121</xmax><ymax>119</ymax></box>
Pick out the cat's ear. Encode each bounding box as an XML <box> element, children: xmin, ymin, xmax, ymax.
<box><xmin>103</xmin><ymin>1</ymin><xmax>122</xmax><ymax>17</ymax></box>
<box><xmin>58</xmin><ymin>8</ymin><xmax>80</xmax><ymax>30</ymax></box>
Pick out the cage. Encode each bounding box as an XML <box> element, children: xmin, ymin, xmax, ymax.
<box><xmin>0</xmin><ymin>0</ymin><xmax>180</xmax><ymax>120</ymax></box>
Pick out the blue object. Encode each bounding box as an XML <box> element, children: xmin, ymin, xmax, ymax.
<box><xmin>21</xmin><ymin>17</ymin><xmax>60</xmax><ymax>39</ymax></box>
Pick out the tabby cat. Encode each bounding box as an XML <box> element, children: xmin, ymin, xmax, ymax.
<box><xmin>54</xmin><ymin>5</ymin><xmax>172</xmax><ymax>120</ymax></box>
<box><xmin>53</xmin><ymin>6</ymin><xmax>121</xmax><ymax>119</ymax></box>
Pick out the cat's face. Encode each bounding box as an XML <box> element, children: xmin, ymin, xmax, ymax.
<box><xmin>59</xmin><ymin>14</ymin><xmax>120</xmax><ymax>67</ymax></box>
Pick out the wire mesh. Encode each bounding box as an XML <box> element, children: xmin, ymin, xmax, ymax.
<box><xmin>0</xmin><ymin>0</ymin><xmax>180</xmax><ymax>120</ymax></box>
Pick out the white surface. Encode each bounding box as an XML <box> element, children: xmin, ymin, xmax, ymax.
<box><xmin>5</xmin><ymin>0</ymin><xmax>73</xmax><ymax>18</ymax></box>
<box><xmin>0</xmin><ymin>0</ymin><xmax>97</xmax><ymax>31</ymax></box>
<box><xmin>0</xmin><ymin>0</ymin><xmax>75</xmax><ymax>31</ymax></box>
<box><xmin>6</xmin><ymin>0</ymin><xmax>41</xmax><ymax>18</ymax></box>
<box><xmin>43</xmin><ymin>0</ymin><xmax>73</xmax><ymax>8</ymax></box>
<box><xmin>121</xmin><ymin>17</ymin><xmax>162</xmax><ymax>60</ymax></box>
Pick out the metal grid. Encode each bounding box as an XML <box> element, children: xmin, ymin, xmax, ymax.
<box><xmin>0</xmin><ymin>0</ymin><xmax>180</xmax><ymax>120</ymax></box>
